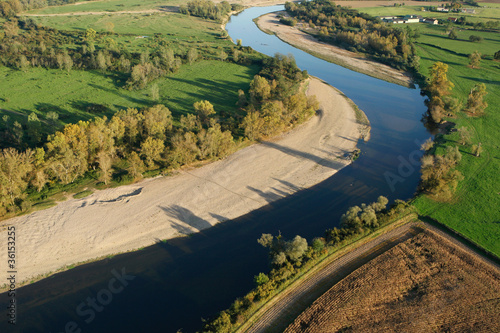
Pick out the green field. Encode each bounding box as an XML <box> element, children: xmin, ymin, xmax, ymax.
<box><xmin>0</xmin><ymin>60</ymin><xmax>259</xmax><ymax>133</ymax></box>
<box><xmin>400</xmin><ymin>26</ymin><xmax>499</xmax><ymax>256</ymax></box>
<box><xmin>358</xmin><ymin>6</ymin><xmax>500</xmax><ymax>256</ymax></box>
<box><xmin>25</xmin><ymin>0</ymin><xmax>185</xmax><ymax>15</ymax></box>
<box><xmin>30</xmin><ymin>12</ymin><xmax>223</xmax><ymax>41</ymax></box>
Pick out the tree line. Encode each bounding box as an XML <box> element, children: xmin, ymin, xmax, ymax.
<box><xmin>179</xmin><ymin>0</ymin><xmax>237</xmax><ymax>22</ymax></box>
<box><xmin>284</xmin><ymin>0</ymin><xmax>420</xmax><ymax>71</ymax></box>
<box><xmin>0</xmin><ymin>19</ymin><xmax>255</xmax><ymax>90</ymax></box>
<box><xmin>0</xmin><ymin>0</ymin><xmax>96</xmax><ymax>17</ymax></box>
<box><xmin>0</xmin><ymin>54</ymin><xmax>318</xmax><ymax>216</ymax></box>
<box><xmin>201</xmin><ymin>197</ymin><xmax>414</xmax><ymax>332</ymax></box>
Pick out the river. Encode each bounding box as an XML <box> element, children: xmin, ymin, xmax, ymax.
<box><xmin>0</xmin><ymin>5</ymin><xmax>431</xmax><ymax>333</ymax></box>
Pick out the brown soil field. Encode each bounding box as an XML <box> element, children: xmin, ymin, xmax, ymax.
<box><xmin>284</xmin><ymin>229</ymin><xmax>500</xmax><ymax>332</ymax></box>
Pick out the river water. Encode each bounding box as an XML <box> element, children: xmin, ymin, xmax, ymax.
<box><xmin>0</xmin><ymin>6</ymin><xmax>431</xmax><ymax>333</ymax></box>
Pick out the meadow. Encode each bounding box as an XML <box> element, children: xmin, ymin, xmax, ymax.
<box><xmin>0</xmin><ymin>60</ymin><xmax>259</xmax><ymax>135</ymax></box>
<box><xmin>356</xmin><ymin>4</ymin><xmax>500</xmax><ymax>256</ymax></box>
<box><xmin>24</xmin><ymin>0</ymin><xmax>185</xmax><ymax>15</ymax></box>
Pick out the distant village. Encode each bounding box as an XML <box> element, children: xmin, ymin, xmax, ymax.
<box><xmin>378</xmin><ymin>5</ymin><xmax>477</xmax><ymax>25</ymax></box>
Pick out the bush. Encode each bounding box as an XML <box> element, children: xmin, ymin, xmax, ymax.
<box><xmin>469</xmin><ymin>35</ymin><xmax>483</xmax><ymax>43</ymax></box>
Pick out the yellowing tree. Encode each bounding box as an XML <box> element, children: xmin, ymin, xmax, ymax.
<box><xmin>141</xmin><ymin>137</ymin><xmax>165</xmax><ymax>168</ymax></box>
<box><xmin>466</xmin><ymin>83</ymin><xmax>488</xmax><ymax>114</ymax></box>
<box><xmin>193</xmin><ymin>100</ymin><xmax>215</xmax><ymax>126</ymax></box>
<box><xmin>428</xmin><ymin>62</ymin><xmax>454</xmax><ymax>97</ymax></box>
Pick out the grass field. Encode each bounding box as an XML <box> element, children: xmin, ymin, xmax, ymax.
<box><xmin>358</xmin><ymin>5</ymin><xmax>500</xmax><ymax>257</ymax></box>
<box><xmin>25</xmin><ymin>0</ymin><xmax>184</xmax><ymax>15</ymax></box>
<box><xmin>0</xmin><ymin>60</ymin><xmax>259</xmax><ymax>133</ymax></box>
<box><xmin>284</xmin><ymin>229</ymin><xmax>500</xmax><ymax>332</ymax></box>
<box><xmin>30</xmin><ymin>12</ymin><xmax>224</xmax><ymax>42</ymax></box>
<box><xmin>411</xmin><ymin>24</ymin><xmax>500</xmax><ymax>256</ymax></box>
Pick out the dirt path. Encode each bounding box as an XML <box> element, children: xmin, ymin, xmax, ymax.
<box><xmin>0</xmin><ymin>78</ymin><xmax>364</xmax><ymax>285</ymax></box>
<box><xmin>255</xmin><ymin>12</ymin><xmax>413</xmax><ymax>86</ymax></box>
<box><xmin>243</xmin><ymin>220</ymin><xmax>500</xmax><ymax>333</ymax></box>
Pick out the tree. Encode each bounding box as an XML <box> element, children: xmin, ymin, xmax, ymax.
<box><xmin>457</xmin><ymin>126</ymin><xmax>471</xmax><ymax>145</ymax></box>
<box><xmin>254</xmin><ymin>273</ymin><xmax>269</xmax><ymax>286</ymax></box>
<box><xmin>46</xmin><ymin>111</ymin><xmax>59</xmax><ymax>127</ymax></box>
<box><xmin>469</xmin><ymin>51</ymin><xmax>481</xmax><ymax>68</ymax></box>
<box><xmin>495</xmin><ymin>50</ymin><xmax>500</xmax><ymax>60</ymax></box>
<box><xmin>448</xmin><ymin>29</ymin><xmax>457</xmax><ymax>40</ymax></box>
<box><xmin>469</xmin><ymin>35</ymin><xmax>483</xmax><ymax>43</ymax></box>
<box><xmin>140</xmin><ymin>137</ymin><xmax>165</xmax><ymax>168</ymax></box>
<box><xmin>18</xmin><ymin>55</ymin><xmax>29</xmax><ymax>72</ymax></box>
<box><xmin>466</xmin><ymin>83</ymin><xmax>488</xmax><ymax>114</ymax></box>
<box><xmin>193</xmin><ymin>100</ymin><xmax>215</xmax><ymax>126</ymax></box>
<box><xmin>86</xmin><ymin>28</ymin><xmax>97</xmax><ymax>41</ymax></box>
<box><xmin>241</xmin><ymin>111</ymin><xmax>265</xmax><ymax>141</ymax></box>
<box><xmin>0</xmin><ymin>148</ymin><xmax>33</xmax><ymax>212</ymax></box>
<box><xmin>126</xmin><ymin>152</ymin><xmax>145</xmax><ymax>180</ymax></box>
<box><xmin>142</xmin><ymin>105</ymin><xmax>172</xmax><ymax>140</ymax></box>
<box><xmin>27</xmin><ymin>112</ymin><xmax>42</xmax><ymax>144</ymax></box>
<box><xmin>471</xmin><ymin>142</ymin><xmax>482</xmax><ymax>157</ymax></box>
<box><xmin>97</xmin><ymin>151</ymin><xmax>113</xmax><ymax>185</ymax></box>
<box><xmin>63</xmin><ymin>53</ymin><xmax>73</xmax><ymax>73</ymax></box>
<box><xmin>427</xmin><ymin>62</ymin><xmax>454</xmax><ymax>97</ymax></box>
<box><xmin>96</xmin><ymin>51</ymin><xmax>107</xmax><ymax>71</ymax></box>
<box><xmin>249</xmin><ymin>75</ymin><xmax>271</xmax><ymax>103</ymax></box>
<box><xmin>420</xmin><ymin>138</ymin><xmax>434</xmax><ymax>151</ymax></box>
<box><xmin>219</xmin><ymin>50</ymin><xmax>228</xmax><ymax>61</ymax></box>
<box><xmin>187</xmin><ymin>48</ymin><xmax>198</xmax><ymax>65</ymax></box>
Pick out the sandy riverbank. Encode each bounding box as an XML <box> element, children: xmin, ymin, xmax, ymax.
<box><xmin>255</xmin><ymin>12</ymin><xmax>413</xmax><ymax>86</ymax></box>
<box><xmin>1</xmin><ymin>78</ymin><xmax>366</xmax><ymax>286</ymax></box>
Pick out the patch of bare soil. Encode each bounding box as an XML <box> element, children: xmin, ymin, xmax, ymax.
<box><xmin>256</xmin><ymin>12</ymin><xmax>413</xmax><ymax>86</ymax></box>
<box><xmin>285</xmin><ymin>229</ymin><xmax>500</xmax><ymax>333</ymax></box>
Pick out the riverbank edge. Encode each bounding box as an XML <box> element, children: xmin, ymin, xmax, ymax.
<box><xmin>0</xmin><ymin>76</ymin><xmax>367</xmax><ymax>293</ymax></box>
<box><xmin>254</xmin><ymin>11</ymin><xmax>414</xmax><ymax>88</ymax></box>
<box><xmin>232</xmin><ymin>211</ymin><xmax>419</xmax><ymax>332</ymax></box>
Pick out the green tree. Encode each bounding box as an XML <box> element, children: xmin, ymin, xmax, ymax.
<box><xmin>468</xmin><ymin>51</ymin><xmax>481</xmax><ymax>68</ymax></box>
<box><xmin>249</xmin><ymin>75</ymin><xmax>271</xmax><ymax>103</ymax></box>
<box><xmin>187</xmin><ymin>48</ymin><xmax>198</xmax><ymax>65</ymax></box>
<box><xmin>448</xmin><ymin>29</ymin><xmax>458</xmax><ymax>40</ymax></box>
<box><xmin>254</xmin><ymin>273</ymin><xmax>269</xmax><ymax>286</ymax></box>
<box><xmin>466</xmin><ymin>83</ymin><xmax>488</xmax><ymax>114</ymax></box>
<box><xmin>126</xmin><ymin>152</ymin><xmax>145</xmax><ymax>180</ymax></box>
<box><xmin>0</xmin><ymin>148</ymin><xmax>33</xmax><ymax>212</ymax></box>
<box><xmin>457</xmin><ymin>126</ymin><xmax>472</xmax><ymax>145</ymax></box>
<box><xmin>141</xmin><ymin>136</ymin><xmax>165</xmax><ymax>168</ymax></box>
<box><xmin>18</xmin><ymin>55</ymin><xmax>29</xmax><ymax>72</ymax></box>
<box><xmin>142</xmin><ymin>105</ymin><xmax>172</xmax><ymax>141</ymax></box>
<box><xmin>86</xmin><ymin>28</ymin><xmax>97</xmax><ymax>41</ymax></box>
<box><xmin>193</xmin><ymin>100</ymin><xmax>215</xmax><ymax>126</ymax></box>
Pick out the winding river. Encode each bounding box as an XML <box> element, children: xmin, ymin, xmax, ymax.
<box><xmin>0</xmin><ymin>6</ymin><xmax>431</xmax><ymax>333</ymax></box>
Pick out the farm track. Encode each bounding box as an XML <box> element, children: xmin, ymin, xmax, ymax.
<box><xmin>245</xmin><ymin>219</ymin><xmax>500</xmax><ymax>333</ymax></box>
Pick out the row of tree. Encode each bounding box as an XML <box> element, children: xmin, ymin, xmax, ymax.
<box><xmin>425</xmin><ymin>61</ymin><xmax>487</xmax><ymax>124</ymax></box>
<box><xmin>201</xmin><ymin>197</ymin><xmax>413</xmax><ymax>332</ymax></box>
<box><xmin>0</xmin><ymin>0</ymin><xmax>94</xmax><ymax>17</ymax></box>
<box><xmin>284</xmin><ymin>0</ymin><xmax>420</xmax><ymax>71</ymax></box>
<box><xmin>179</xmin><ymin>0</ymin><xmax>233</xmax><ymax>22</ymax></box>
